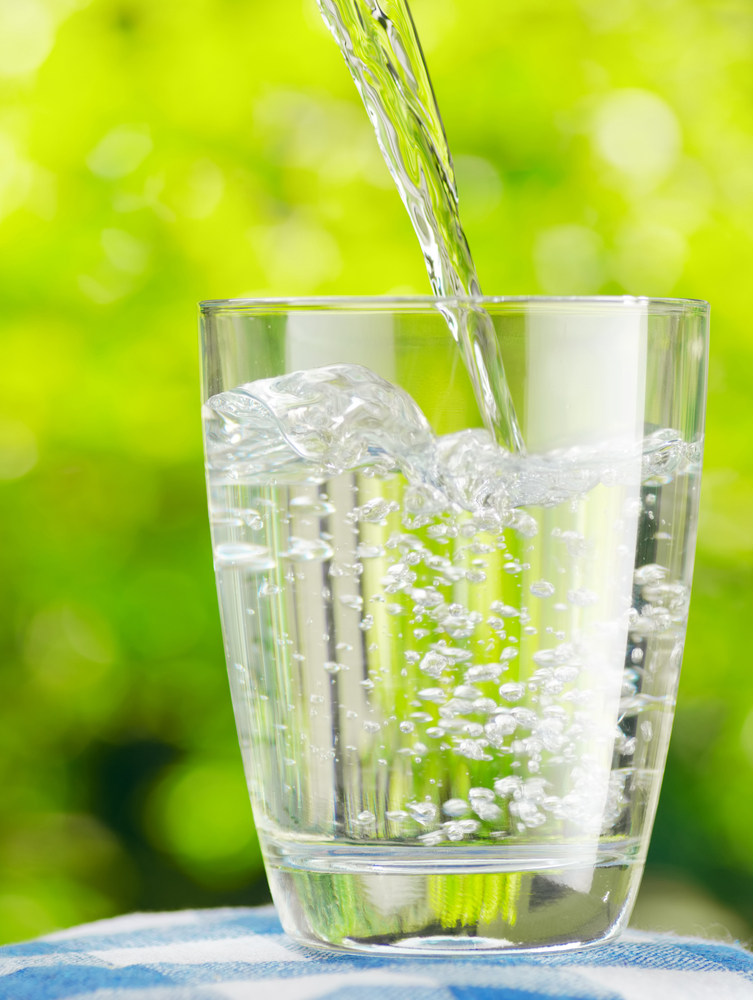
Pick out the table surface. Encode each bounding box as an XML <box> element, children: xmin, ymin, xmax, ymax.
<box><xmin>0</xmin><ymin>905</ymin><xmax>751</xmax><ymax>1000</ymax></box>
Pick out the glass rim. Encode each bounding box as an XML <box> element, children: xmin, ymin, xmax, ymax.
<box><xmin>199</xmin><ymin>294</ymin><xmax>709</xmax><ymax>315</ymax></box>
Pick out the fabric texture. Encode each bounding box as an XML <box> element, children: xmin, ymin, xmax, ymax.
<box><xmin>0</xmin><ymin>905</ymin><xmax>751</xmax><ymax>1000</ymax></box>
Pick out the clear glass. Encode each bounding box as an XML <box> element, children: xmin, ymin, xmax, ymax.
<box><xmin>200</xmin><ymin>296</ymin><xmax>708</xmax><ymax>954</ymax></box>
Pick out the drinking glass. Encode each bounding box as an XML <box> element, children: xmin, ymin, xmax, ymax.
<box><xmin>200</xmin><ymin>296</ymin><xmax>708</xmax><ymax>954</ymax></box>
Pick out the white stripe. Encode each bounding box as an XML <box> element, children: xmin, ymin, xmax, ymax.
<box><xmin>42</xmin><ymin>912</ymin><xmax>205</xmax><ymax>941</ymax></box>
<box><xmin>42</xmin><ymin>906</ymin><xmax>276</xmax><ymax>942</ymax></box>
<box><xmin>577</xmin><ymin>966</ymin><xmax>753</xmax><ymax>1000</ymax></box>
<box><xmin>214</xmin><ymin>970</ymin><xmax>443</xmax><ymax>1000</ymax></box>
<box><xmin>90</xmin><ymin>934</ymin><xmax>307</xmax><ymax>967</ymax></box>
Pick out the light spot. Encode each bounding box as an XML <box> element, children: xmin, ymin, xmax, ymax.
<box><xmin>101</xmin><ymin>228</ymin><xmax>150</xmax><ymax>274</ymax></box>
<box><xmin>613</xmin><ymin>222</ymin><xmax>687</xmax><ymax>295</ymax></box>
<box><xmin>87</xmin><ymin>125</ymin><xmax>153</xmax><ymax>179</ymax></box>
<box><xmin>454</xmin><ymin>155</ymin><xmax>502</xmax><ymax>221</ymax></box>
<box><xmin>180</xmin><ymin>159</ymin><xmax>225</xmax><ymax>220</ymax></box>
<box><xmin>25</xmin><ymin>605</ymin><xmax>117</xmax><ymax>691</ymax></box>
<box><xmin>0</xmin><ymin>0</ymin><xmax>54</xmax><ymax>78</ymax></box>
<box><xmin>249</xmin><ymin>217</ymin><xmax>342</xmax><ymax>293</ymax></box>
<box><xmin>578</xmin><ymin>0</ymin><xmax>634</xmax><ymax>32</ymax></box>
<box><xmin>592</xmin><ymin>89</ymin><xmax>681</xmax><ymax>187</ymax></box>
<box><xmin>145</xmin><ymin>760</ymin><xmax>262</xmax><ymax>885</ymax></box>
<box><xmin>534</xmin><ymin>225</ymin><xmax>605</xmax><ymax>294</ymax></box>
<box><xmin>0</xmin><ymin>132</ymin><xmax>33</xmax><ymax>222</ymax></box>
<box><xmin>0</xmin><ymin>419</ymin><xmax>37</xmax><ymax>479</ymax></box>
<box><xmin>77</xmin><ymin>273</ymin><xmax>131</xmax><ymax>305</ymax></box>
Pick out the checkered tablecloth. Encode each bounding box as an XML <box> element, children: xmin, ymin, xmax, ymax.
<box><xmin>1</xmin><ymin>904</ymin><xmax>751</xmax><ymax>999</ymax></box>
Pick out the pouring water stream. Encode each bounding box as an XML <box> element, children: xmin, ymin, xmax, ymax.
<box><xmin>315</xmin><ymin>0</ymin><xmax>525</xmax><ymax>455</ymax></box>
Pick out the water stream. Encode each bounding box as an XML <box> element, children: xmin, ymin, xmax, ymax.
<box><xmin>315</xmin><ymin>0</ymin><xmax>525</xmax><ymax>454</ymax></box>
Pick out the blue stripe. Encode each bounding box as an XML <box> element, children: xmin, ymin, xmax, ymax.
<box><xmin>317</xmin><ymin>990</ymin><xmax>449</xmax><ymax>1000</ymax></box>
<box><xmin>0</xmin><ymin>965</ymin><xmax>174</xmax><ymax>1000</ymax></box>
<box><xmin>0</xmin><ymin>906</ymin><xmax>751</xmax><ymax>1000</ymax></box>
<box><xmin>450</xmin><ymin>989</ymin><xmax>613</xmax><ymax>1000</ymax></box>
<box><xmin>534</xmin><ymin>939</ymin><xmax>753</xmax><ymax>977</ymax></box>
<box><xmin>1</xmin><ymin>912</ymin><xmax>284</xmax><ymax>956</ymax></box>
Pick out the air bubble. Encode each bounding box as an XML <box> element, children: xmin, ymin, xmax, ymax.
<box><xmin>510</xmin><ymin>511</ymin><xmax>538</xmax><ymax>537</ymax></box>
<box><xmin>554</xmin><ymin>665</ymin><xmax>578</xmax><ymax>682</ymax></box>
<box><xmin>442</xmin><ymin>798</ymin><xmax>470</xmax><ymax>816</ymax></box>
<box><xmin>283</xmin><ymin>537</ymin><xmax>334</xmax><ymax>562</ymax></box>
<box><xmin>386</xmin><ymin>810</ymin><xmax>409</xmax><ymax>822</ymax></box>
<box><xmin>469</xmin><ymin>787</ymin><xmax>495</xmax><ymax>801</ymax></box>
<box><xmin>455</xmin><ymin>739</ymin><xmax>493</xmax><ymax>761</ymax></box>
<box><xmin>357</xmin><ymin>544</ymin><xmax>385</xmax><ymax>559</ymax></box>
<box><xmin>499</xmin><ymin>682</ymin><xmax>526</xmax><ymax>702</ymax></box>
<box><xmin>494</xmin><ymin>776</ymin><xmax>522</xmax><ymax>797</ymax></box>
<box><xmin>431</xmin><ymin>644</ymin><xmax>473</xmax><ymax>663</ymax></box>
<box><xmin>418</xmin><ymin>687</ymin><xmax>447</xmax><ymax>703</ymax></box>
<box><xmin>634</xmin><ymin>564</ymin><xmax>667</xmax><ymax>586</ymax></box>
<box><xmin>410</xmin><ymin>711</ymin><xmax>433</xmax><ymax>723</ymax></box>
<box><xmin>485</xmin><ymin>715</ymin><xmax>517</xmax><ymax>744</ymax></box>
<box><xmin>214</xmin><ymin>543</ymin><xmax>276</xmax><ymax>571</ymax></box>
<box><xmin>491</xmin><ymin>602</ymin><xmax>519</xmax><ymax>617</ymax></box>
<box><xmin>465</xmin><ymin>663</ymin><xmax>504</xmax><ymax>683</ymax></box>
<box><xmin>340</xmin><ymin>594</ymin><xmax>363</xmax><ymax>610</ymax></box>
<box><xmin>351</xmin><ymin>498</ymin><xmax>400</xmax><ymax>522</ymax></box>
<box><xmin>454</xmin><ymin>684</ymin><xmax>482</xmax><ymax>699</ymax></box>
<box><xmin>290</xmin><ymin>496</ymin><xmax>336</xmax><ymax>516</ymax></box>
<box><xmin>418</xmin><ymin>831</ymin><xmax>445</xmax><ymax>846</ymax></box>
<box><xmin>420</xmin><ymin>652</ymin><xmax>449</xmax><ymax>678</ymax></box>
<box><xmin>475</xmin><ymin>801</ymin><xmax>503</xmax><ymax>821</ymax></box>
<box><xmin>560</xmin><ymin>530</ymin><xmax>586</xmax><ymax>557</ymax></box>
<box><xmin>567</xmin><ymin>588</ymin><xmax>599</xmax><ymax>607</ymax></box>
<box><xmin>408</xmin><ymin>802</ymin><xmax>438</xmax><ymax>826</ymax></box>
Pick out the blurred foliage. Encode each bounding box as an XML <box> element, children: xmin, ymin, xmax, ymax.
<box><xmin>0</xmin><ymin>0</ymin><xmax>752</xmax><ymax>945</ymax></box>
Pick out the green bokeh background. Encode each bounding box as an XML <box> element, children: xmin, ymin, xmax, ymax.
<box><xmin>1</xmin><ymin>0</ymin><xmax>752</xmax><ymax>945</ymax></box>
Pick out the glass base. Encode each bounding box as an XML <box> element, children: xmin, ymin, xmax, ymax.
<box><xmin>265</xmin><ymin>840</ymin><xmax>642</xmax><ymax>954</ymax></box>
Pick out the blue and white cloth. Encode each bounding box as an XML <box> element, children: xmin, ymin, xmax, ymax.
<box><xmin>0</xmin><ymin>905</ymin><xmax>751</xmax><ymax>1000</ymax></box>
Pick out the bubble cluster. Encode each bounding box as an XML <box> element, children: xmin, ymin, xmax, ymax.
<box><xmin>205</xmin><ymin>364</ymin><xmax>700</xmax><ymax>523</ymax></box>
<box><xmin>206</xmin><ymin>364</ymin><xmax>697</xmax><ymax>853</ymax></box>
